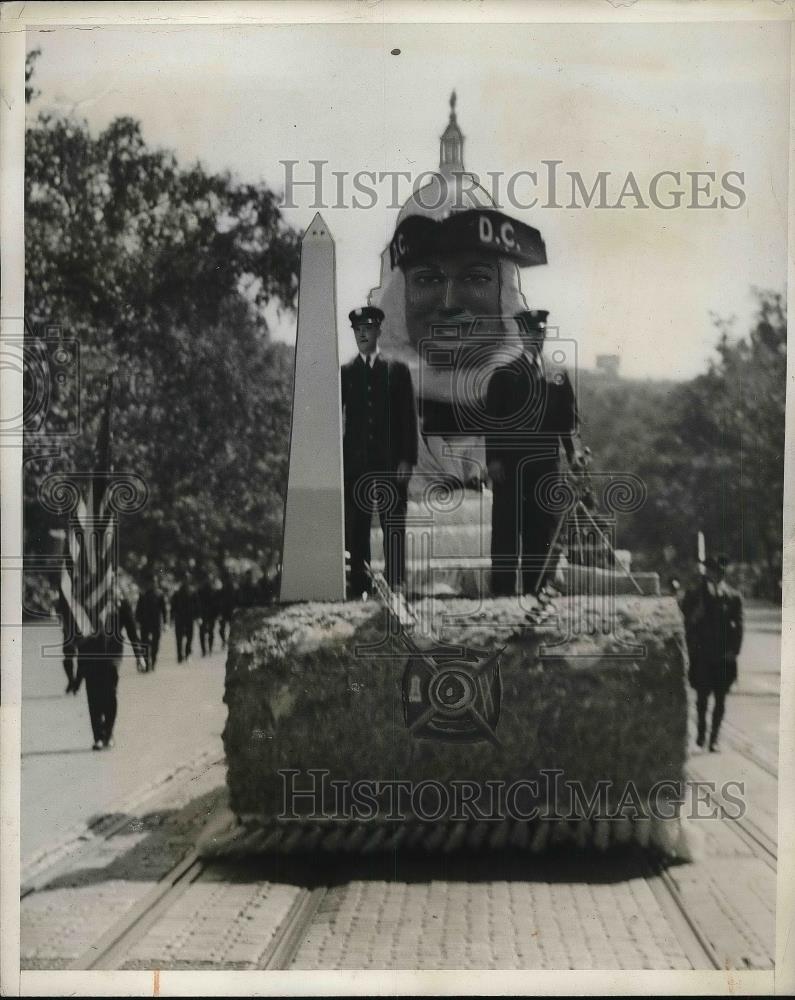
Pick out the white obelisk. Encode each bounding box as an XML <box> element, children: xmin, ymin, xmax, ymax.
<box><xmin>280</xmin><ymin>213</ymin><xmax>346</xmax><ymax>602</ymax></box>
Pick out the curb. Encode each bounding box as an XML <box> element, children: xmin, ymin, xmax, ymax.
<box><xmin>21</xmin><ymin>742</ymin><xmax>225</xmax><ymax>891</ymax></box>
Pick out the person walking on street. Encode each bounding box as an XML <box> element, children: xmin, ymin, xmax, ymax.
<box><xmin>197</xmin><ymin>572</ymin><xmax>218</xmax><ymax>656</ymax></box>
<box><xmin>237</xmin><ymin>569</ymin><xmax>259</xmax><ymax>608</ymax></box>
<box><xmin>217</xmin><ymin>571</ymin><xmax>237</xmax><ymax>648</ymax></box>
<box><xmin>257</xmin><ymin>569</ymin><xmax>276</xmax><ymax>606</ymax></box>
<box><xmin>171</xmin><ymin>575</ymin><xmax>197</xmax><ymax>663</ymax></box>
<box><xmin>682</xmin><ymin>553</ymin><xmax>744</xmax><ymax>752</ymax></box>
<box><xmin>76</xmin><ymin>596</ymin><xmax>146</xmax><ymax>750</ymax></box>
<box><xmin>135</xmin><ymin>571</ymin><xmax>167</xmax><ymax>671</ymax></box>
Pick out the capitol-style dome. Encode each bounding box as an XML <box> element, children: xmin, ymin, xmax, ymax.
<box><xmin>396</xmin><ymin>90</ymin><xmax>496</xmax><ymax>224</ymax></box>
<box><xmin>364</xmin><ymin>91</ymin><xmax>539</xmax><ymax>488</ymax></box>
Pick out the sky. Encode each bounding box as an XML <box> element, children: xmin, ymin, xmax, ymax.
<box><xmin>27</xmin><ymin>19</ymin><xmax>790</xmax><ymax>380</ymax></box>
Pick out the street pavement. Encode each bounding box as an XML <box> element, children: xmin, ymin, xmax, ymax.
<box><xmin>21</xmin><ymin>600</ymin><xmax>781</xmax><ymax>868</ymax></box>
<box><xmin>716</xmin><ymin>600</ymin><xmax>781</xmax><ymax>757</ymax></box>
<box><xmin>18</xmin><ymin>599</ymin><xmax>783</xmax><ymax>971</ymax></box>
<box><xmin>21</xmin><ymin>622</ymin><xmax>228</xmax><ymax>866</ymax></box>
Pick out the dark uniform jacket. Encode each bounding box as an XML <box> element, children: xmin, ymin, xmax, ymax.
<box><xmin>341</xmin><ymin>354</ymin><xmax>418</xmax><ymax>477</ymax></box>
<box><xmin>218</xmin><ymin>581</ymin><xmax>237</xmax><ymax>619</ymax></box>
<box><xmin>135</xmin><ymin>589</ymin><xmax>167</xmax><ymax>633</ymax></box>
<box><xmin>170</xmin><ymin>585</ymin><xmax>197</xmax><ymax>625</ymax></box>
<box><xmin>484</xmin><ymin>354</ymin><xmax>579</xmax><ymax>472</ymax></box>
<box><xmin>237</xmin><ymin>579</ymin><xmax>259</xmax><ymax>608</ymax></box>
<box><xmin>682</xmin><ymin>579</ymin><xmax>743</xmax><ymax>691</ymax></box>
<box><xmin>197</xmin><ymin>582</ymin><xmax>218</xmax><ymax>621</ymax></box>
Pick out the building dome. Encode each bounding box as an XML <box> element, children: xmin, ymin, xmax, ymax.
<box><xmin>396</xmin><ymin>90</ymin><xmax>496</xmax><ymax>224</ymax></box>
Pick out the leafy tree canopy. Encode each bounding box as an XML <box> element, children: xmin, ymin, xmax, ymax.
<box><xmin>25</xmin><ymin>61</ymin><xmax>299</xmax><ymax>582</ymax></box>
<box><xmin>581</xmin><ymin>289</ymin><xmax>786</xmax><ymax>596</ymax></box>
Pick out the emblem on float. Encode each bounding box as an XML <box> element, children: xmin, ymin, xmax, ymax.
<box><xmin>368</xmin><ymin>565</ymin><xmax>503</xmax><ymax>746</ymax></box>
<box><xmin>402</xmin><ymin>643</ymin><xmax>502</xmax><ymax>745</ymax></box>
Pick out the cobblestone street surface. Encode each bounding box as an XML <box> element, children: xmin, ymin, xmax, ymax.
<box><xmin>20</xmin><ymin>603</ymin><xmax>780</xmax><ymax>972</ymax></box>
<box><xmin>287</xmin><ymin>871</ymin><xmax>692</xmax><ymax>970</ymax></box>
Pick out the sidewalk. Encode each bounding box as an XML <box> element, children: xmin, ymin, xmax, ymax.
<box><xmin>21</xmin><ymin>623</ymin><xmax>228</xmax><ymax>866</ymax></box>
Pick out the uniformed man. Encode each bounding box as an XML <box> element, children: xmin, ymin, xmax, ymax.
<box><xmin>237</xmin><ymin>568</ymin><xmax>259</xmax><ymax>608</ymax></box>
<box><xmin>682</xmin><ymin>553</ymin><xmax>744</xmax><ymax>752</ymax></box>
<box><xmin>135</xmin><ymin>571</ymin><xmax>167</xmax><ymax>670</ymax></box>
<box><xmin>217</xmin><ymin>570</ymin><xmax>237</xmax><ymax>648</ymax></box>
<box><xmin>170</xmin><ymin>574</ymin><xmax>197</xmax><ymax>663</ymax></box>
<box><xmin>76</xmin><ymin>596</ymin><xmax>145</xmax><ymax>750</ymax></box>
<box><xmin>196</xmin><ymin>571</ymin><xmax>218</xmax><ymax>656</ymax></box>
<box><xmin>341</xmin><ymin>306</ymin><xmax>418</xmax><ymax>596</ymax></box>
<box><xmin>484</xmin><ymin>310</ymin><xmax>587</xmax><ymax>597</ymax></box>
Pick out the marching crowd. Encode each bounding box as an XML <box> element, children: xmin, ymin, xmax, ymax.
<box><xmin>60</xmin><ymin>566</ymin><xmax>278</xmax><ymax>750</ymax></box>
<box><xmin>136</xmin><ymin>567</ymin><xmax>276</xmax><ymax>667</ymax></box>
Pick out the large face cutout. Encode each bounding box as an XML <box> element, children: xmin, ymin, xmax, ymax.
<box><xmin>404</xmin><ymin>252</ymin><xmax>502</xmax><ymax>352</ymax></box>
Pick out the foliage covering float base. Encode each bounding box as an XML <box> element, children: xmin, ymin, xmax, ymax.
<box><xmin>222</xmin><ymin>597</ymin><xmax>688</xmax><ymax>855</ymax></box>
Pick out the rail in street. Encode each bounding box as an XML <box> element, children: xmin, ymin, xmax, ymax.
<box><xmin>20</xmin><ymin>606</ymin><xmax>780</xmax><ymax>972</ymax></box>
<box><xmin>21</xmin><ymin>740</ymin><xmax>776</xmax><ymax>972</ymax></box>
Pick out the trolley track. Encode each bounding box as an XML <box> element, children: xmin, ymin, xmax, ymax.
<box><xmin>24</xmin><ymin>743</ymin><xmax>778</xmax><ymax>972</ymax></box>
<box><xmin>643</xmin><ymin>859</ymin><xmax>722</xmax><ymax>970</ymax></box>
<box><xmin>260</xmin><ymin>886</ymin><xmax>328</xmax><ymax>970</ymax></box>
<box><xmin>684</xmin><ymin>720</ymin><xmax>778</xmax><ymax>872</ymax></box>
<box><xmin>45</xmin><ymin>803</ymin><xmax>776</xmax><ymax>972</ymax></box>
<box><xmin>685</xmin><ymin>762</ymin><xmax>777</xmax><ymax>873</ymax></box>
<box><xmin>68</xmin><ymin>850</ymin><xmax>207</xmax><ymax>970</ymax></box>
<box><xmin>721</xmin><ymin>720</ymin><xmax>778</xmax><ymax>779</ymax></box>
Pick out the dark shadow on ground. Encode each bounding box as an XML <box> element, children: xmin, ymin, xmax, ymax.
<box><xmin>198</xmin><ymin>843</ymin><xmax>664</xmax><ymax>890</ymax></box>
<box><xmin>34</xmin><ymin>785</ymin><xmax>226</xmax><ymax>891</ymax></box>
<box><xmin>32</xmin><ymin>782</ymin><xmax>675</xmax><ymax>895</ymax></box>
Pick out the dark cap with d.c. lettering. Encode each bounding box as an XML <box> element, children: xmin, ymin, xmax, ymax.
<box><xmin>390</xmin><ymin>209</ymin><xmax>547</xmax><ymax>271</ymax></box>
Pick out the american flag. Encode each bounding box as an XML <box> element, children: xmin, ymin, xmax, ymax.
<box><xmin>59</xmin><ymin>377</ymin><xmax>118</xmax><ymax>640</ymax></box>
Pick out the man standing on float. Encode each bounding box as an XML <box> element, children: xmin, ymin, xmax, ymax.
<box><xmin>485</xmin><ymin>310</ymin><xmax>587</xmax><ymax>597</ymax></box>
<box><xmin>341</xmin><ymin>307</ymin><xmax>418</xmax><ymax>598</ymax></box>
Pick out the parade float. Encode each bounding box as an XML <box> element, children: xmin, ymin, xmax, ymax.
<box><xmin>213</xmin><ymin>97</ymin><xmax>690</xmax><ymax>858</ymax></box>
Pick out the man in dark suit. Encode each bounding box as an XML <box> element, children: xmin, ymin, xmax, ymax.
<box><xmin>217</xmin><ymin>571</ymin><xmax>237</xmax><ymax>648</ymax></box>
<box><xmin>682</xmin><ymin>553</ymin><xmax>744</xmax><ymax>752</ymax></box>
<box><xmin>484</xmin><ymin>310</ymin><xmax>588</xmax><ymax>597</ymax></box>
<box><xmin>76</xmin><ymin>596</ymin><xmax>145</xmax><ymax>750</ymax></box>
<box><xmin>170</xmin><ymin>574</ymin><xmax>197</xmax><ymax>663</ymax></box>
<box><xmin>196</xmin><ymin>571</ymin><xmax>218</xmax><ymax>656</ymax></box>
<box><xmin>341</xmin><ymin>306</ymin><xmax>418</xmax><ymax>597</ymax></box>
<box><xmin>135</xmin><ymin>571</ymin><xmax>167</xmax><ymax>670</ymax></box>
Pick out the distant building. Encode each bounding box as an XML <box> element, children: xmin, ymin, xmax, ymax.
<box><xmin>595</xmin><ymin>354</ymin><xmax>620</xmax><ymax>379</ymax></box>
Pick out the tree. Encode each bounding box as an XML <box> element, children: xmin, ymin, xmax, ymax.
<box><xmin>24</xmin><ymin>60</ymin><xmax>300</xmax><ymax>598</ymax></box>
<box><xmin>568</xmin><ymin>289</ymin><xmax>786</xmax><ymax>594</ymax></box>
<box><xmin>618</xmin><ymin>289</ymin><xmax>786</xmax><ymax>591</ymax></box>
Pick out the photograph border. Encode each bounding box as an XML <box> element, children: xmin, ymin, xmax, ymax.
<box><xmin>1</xmin><ymin>1</ymin><xmax>792</xmax><ymax>995</ymax></box>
